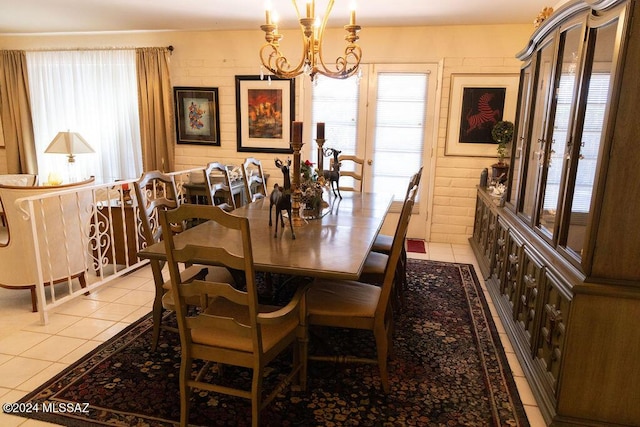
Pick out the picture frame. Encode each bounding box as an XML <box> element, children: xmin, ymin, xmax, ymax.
<box><xmin>235</xmin><ymin>75</ymin><xmax>295</xmax><ymax>153</ymax></box>
<box><xmin>445</xmin><ymin>74</ymin><xmax>519</xmax><ymax>157</ymax></box>
<box><xmin>174</xmin><ymin>87</ymin><xmax>221</xmax><ymax>146</ymax></box>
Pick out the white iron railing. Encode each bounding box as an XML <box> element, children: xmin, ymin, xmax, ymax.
<box><xmin>15</xmin><ymin>168</ymin><xmax>203</xmax><ymax>324</ymax></box>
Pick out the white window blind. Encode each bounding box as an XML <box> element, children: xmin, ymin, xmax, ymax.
<box><xmin>372</xmin><ymin>73</ymin><xmax>427</xmax><ymax>200</ymax></box>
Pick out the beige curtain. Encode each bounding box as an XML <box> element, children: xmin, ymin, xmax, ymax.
<box><xmin>0</xmin><ymin>50</ymin><xmax>37</xmax><ymax>174</ymax></box>
<box><xmin>136</xmin><ymin>47</ymin><xmax>174</xmax><ymax>173</ymax></box>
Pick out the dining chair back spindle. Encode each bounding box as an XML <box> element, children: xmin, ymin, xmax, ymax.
<box><xmin>306</xmin><ymin>186</ymin><xmax>417</xmax><ymax>393</ymax></box>
<box><xmin>161</xmin><ymin>203</ymin><xmax>308</xmax><ymax>427</ymax></box>
<box><xmin>336</xmin><ymin>154</ymin><xmax>365</xmax><ymax>192</ymax></box>
<box><xmin>203</xmin><ymin>162</ymin><xmax>235</xmax><ymax>211</ymax></box>
<box><xmin>242</xmin><ymin>157</ymin><xmax>267</xmax><ymax>203</ymax></box>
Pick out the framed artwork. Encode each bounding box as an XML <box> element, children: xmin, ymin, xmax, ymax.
<box><xmin>235</xmin><ymin>75</ymin><xmax>295</xmax><ymax>153</ymax></box>
<box><xmin>174</xmin><ymin>87</ymin><xmax>221</xmax><ymax>146</ymax></box>
<box><xmin>445</xmin><ymin>74</ymin><xmax>519</xmax><ymax>157</ymax></box>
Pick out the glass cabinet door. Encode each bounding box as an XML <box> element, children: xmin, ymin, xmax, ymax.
<box><xmin>536</xmin><ymin>24</ymin><xmax>584</xmax><ymax>240</ymax></box>
<box><xmin>520</xmin><ymin>37</ymin><xmax>556</xmax><ymax>223</ymax></box>
<box><xmin>563</xmin><ymin>16</ymin><xmax>620</xmax><ymax>260</ymax></box>
<box><xmin>508</xmin><ymin>63</ymin><xmax>533</xmax><ymax>209</ymax></box>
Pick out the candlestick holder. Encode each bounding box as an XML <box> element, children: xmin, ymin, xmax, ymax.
<box><xmin>290</xmin><ymin>139</ymin><xmax>306</xmax><ymax>227</ymax></box>
<box><xmin>315</xmin><ymin>138</ymin><xmax>326</xmax><ymax>171</ymax></box>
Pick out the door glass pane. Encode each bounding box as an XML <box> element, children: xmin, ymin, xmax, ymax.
<box><xmin>509</xmin><ymin>64</ymin><xmax>533</xmax><ymax>207</ymax></box>
<box><xmin>566</xmin><ymin>20</ymin><xmax>617</xmax><ymax>257</ymax></box>
<box><xmin>521</xmin><ymin>39</ymin><xmax>555</xmax><ymax>222</ymax></box>
<box><xmin>537</xmin><ymin>26</ymin><xmax>582</xmax><ymax>239</ymax></box>
<box><xmin>372</xmin><ymin>73</ymin><xmax>427</xmax><ymax>200</ymax></box>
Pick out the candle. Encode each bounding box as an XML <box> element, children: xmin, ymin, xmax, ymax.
<box><xmin>306</xmin><ymin>0</ymin><xmax>312</xmax><ymax>18</ymax></box>
<box><xmin>350</xmin><ymin>7</ymin><xmax>356</xmax><ymax>25</ymax></box>
<box><xmin>317</xmin><ymin>122</ymin><xmax>325</xmax><ymax>139</ymax></box>
<box><xmin>292</xmin><ymin>121</ymin><xmax>303</xmax><ymax>143</ymax></box>
<box><xmin>265</xmin><ymin>9</ymin><xmax>271</xmax><ymax>25</ymax></box>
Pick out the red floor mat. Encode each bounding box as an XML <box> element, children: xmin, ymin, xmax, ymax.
<box><xmin>406</xmin><ymin>239</ymin><xmax>426</xmax><ymax>253</ymax></box>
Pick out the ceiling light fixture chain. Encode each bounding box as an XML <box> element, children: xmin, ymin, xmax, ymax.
<box><xmin>260</xmin><ymin>0</ymin><xmax>362</xmax><ymax>80</ymax></box>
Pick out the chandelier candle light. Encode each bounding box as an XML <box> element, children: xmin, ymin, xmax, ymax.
<box><xmin>260</xmin><ymin>0</ymin><xmax>362</xmax><ymax>80</ymax></box>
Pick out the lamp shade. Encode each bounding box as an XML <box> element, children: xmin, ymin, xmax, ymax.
<box><xmin>45</xmin><ymin>131</ymin><xmax>94</xmax><ymax>162</ymax></box>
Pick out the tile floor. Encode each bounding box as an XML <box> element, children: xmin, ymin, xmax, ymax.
<box><xmin>0</xmin><ymin>242</ymin><xmax>547</xmax><ymax>427</ymax></box>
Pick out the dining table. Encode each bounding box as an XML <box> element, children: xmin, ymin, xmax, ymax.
<box><xmin>138</xmin><ymin>191</ymin><xmax>394</xmax><ymax>281</ymax></box>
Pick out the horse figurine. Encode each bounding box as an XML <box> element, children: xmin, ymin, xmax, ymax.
<box><xmin>322</xmin><ymin>147</ymin><xmax>342</xmax><ymax>199</ymax></box>
<box><xmin>269</xmin><ymin>158</ymin><xmax>295</xmax><ymax>239</ymax></box>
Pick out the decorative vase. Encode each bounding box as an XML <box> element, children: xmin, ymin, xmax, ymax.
<box><xmin>491</xmin><ymin>163</ymin><xmax>509</xmax><ymax>184</ymax></box>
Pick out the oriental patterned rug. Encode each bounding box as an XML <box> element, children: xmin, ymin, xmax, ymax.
<box><xmin>17</xmin><ymin>260</ymin><xmax>529</xmax><ymax>426</ymax></box>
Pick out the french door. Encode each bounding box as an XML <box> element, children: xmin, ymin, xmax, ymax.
<box><xmin>304</xmin><ymin>63</ymin><xmax>439</xmax><ymax>239</ymax></box>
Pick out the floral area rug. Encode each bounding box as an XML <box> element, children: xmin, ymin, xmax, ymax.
<box><xmin>17</xmin><ymin>260</ymin><xmax>529</xmax><ymax>426</ymax></box>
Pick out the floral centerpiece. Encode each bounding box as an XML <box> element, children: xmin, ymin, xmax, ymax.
<box><xmin>300</xmin><ymin>160</ymin><xmax>326</xmax><ymax>216</ymax></box>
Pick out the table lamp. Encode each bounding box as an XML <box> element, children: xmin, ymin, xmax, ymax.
<box><xmin>44</xmin><ymin>131</ymin><xmax>95</xmax><ymax>182</ymax></box>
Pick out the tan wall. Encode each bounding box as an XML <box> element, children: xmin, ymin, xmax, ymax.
<box><xmin>0</xmin><ymin>24</ymin><xmax>535</xmax><ymax>243</ymax></box>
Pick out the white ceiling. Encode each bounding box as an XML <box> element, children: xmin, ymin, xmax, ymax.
<box><xmin>0</xmin><ymin>0</ymin><xmax>559</xmax><ymax>35</ymax></box>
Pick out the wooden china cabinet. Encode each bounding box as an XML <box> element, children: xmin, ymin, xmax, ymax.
<box><xmin>470</xmin><ymin>0</ymin><xmax>640</xmax><ymax>425</ymax></box>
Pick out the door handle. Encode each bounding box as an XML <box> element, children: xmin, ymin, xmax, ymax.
<box><xmin>367</xmin><ymin>159</ymin><xmax>373</xmax><ymax>165</ymax></box>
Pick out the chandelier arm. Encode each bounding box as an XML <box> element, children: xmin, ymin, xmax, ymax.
<box><xmin>260</xmin><ymin>0</ymin><xmax>361</xmax><ymax>80</ymax></box>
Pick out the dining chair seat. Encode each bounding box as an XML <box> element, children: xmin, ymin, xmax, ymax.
<box><xmin>372</xmin><ymin>233</ymin><xmax>393</xmax><ymax>253</ymax></box>
<box><xmin>308</xmin><ymin>280</ymin><xmax>380</xmax><ymax>319</ymax></box>
<box><xmin>360</xmin><ymin>244</ymin><xmax>404</xmax><ymax>310</ymax></box>
<box><xmin>192</xmin><ymin>299</ymin><xmax>299</xmax><ymax>353</ymax></box>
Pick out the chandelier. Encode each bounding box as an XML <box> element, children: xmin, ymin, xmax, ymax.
<box><xmin>260</xmin><ymin>0</ymin><xmax>362</xmax><ymax>80</ymax></box>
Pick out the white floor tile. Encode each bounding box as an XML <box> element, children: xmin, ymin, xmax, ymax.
<box><xmin>53</xmin><ymin>299</ymin><xmax>109</xmax><ymax>317</ymax></box>
<box><xmin>92</xmin><ymin>322</ymin><xmax>130</xmax><ymax>342</ymax></box>
<box><xmin>16</xmin><ymin>362</ymin><xmax>68</xmax><ymax>392</ymax></box>
<box><xmin>113</xmin><ymin>289</ymin><xmax>154</xmax><ymax>306</ymax></box>
<box><xmin>21</xmin><ymin>314</ymin><xmax>82</xmax><ymax>335</ymax></box>
<box><xmin>83</xmin><ymin>286</ymin><xmax>131</xmax><ymax>303</ymax></box>
<box><xmin>87</xmin><ymin>302</ymin><xmax>140</xmax><ymax>322</ymax></box>
<box><xmin>0</xmin><ymin>354</ymin><xmax>13</xmax><ymax>366</ymax></box>
<box><xmin>0</xmin><ymin>358</ymin><xmax>52</xmax><ymax>389</ymax></box>
<box><xmin>524</xmin><ymin>404</ymin><xmax>547</xmax><ymax>427</ymax></box>
<box><xmin>121</xmin><ymin>307</ymin><xmax>151</xmax><ymax>323</ymax></box>
<box><xmin>0</xmin><ymin>332</ymin><xmax>50</xmax><ymax>357</ymax></box>
<box><xmin>19</xmin><ymin>336</ymin><xmax>86</xmax><ymax>362</ymax></box>
<box><xmin>56</xmin><ymin>318</ymin><xmax>116</xmax><ymax>340</ymax></box>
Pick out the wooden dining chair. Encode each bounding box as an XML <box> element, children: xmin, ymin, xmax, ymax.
<box><xmin>161</xmin><ymin>203</ymin><xmax>308</xmax><ymax>427</ymax></box>
<box><xmin>370</xmin><ymin>166</ymin><xmax>423</xmax><ymax>301</ymax></box>
<box><xmin>133</xmin><ymin>170</ymin><xmax>234</xmax><ymax>351</ymax></box>
<box><xmin>337</xmin><ymin>154</ymin><xmax>365</xmax><ymax>192</ymax></box>
<box><xmin>241</xmin><ymin>157</ymin><xmax>267</xmax><ymax>203</ymax></box>
<box><xmin>306</xmin><ymin>186</ymin><xmax>417</xmax><ymax>394</ymax></box>
<box><xmin>202</xmin><ymin>162</ymin><xmax>235</xmax><ymax>211</ymax></box>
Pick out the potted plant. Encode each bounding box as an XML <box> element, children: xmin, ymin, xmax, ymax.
<box><xmin>491</xmin><ymin>120</ymin><xmax>514</xmax><ymax>183</ymax></box>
